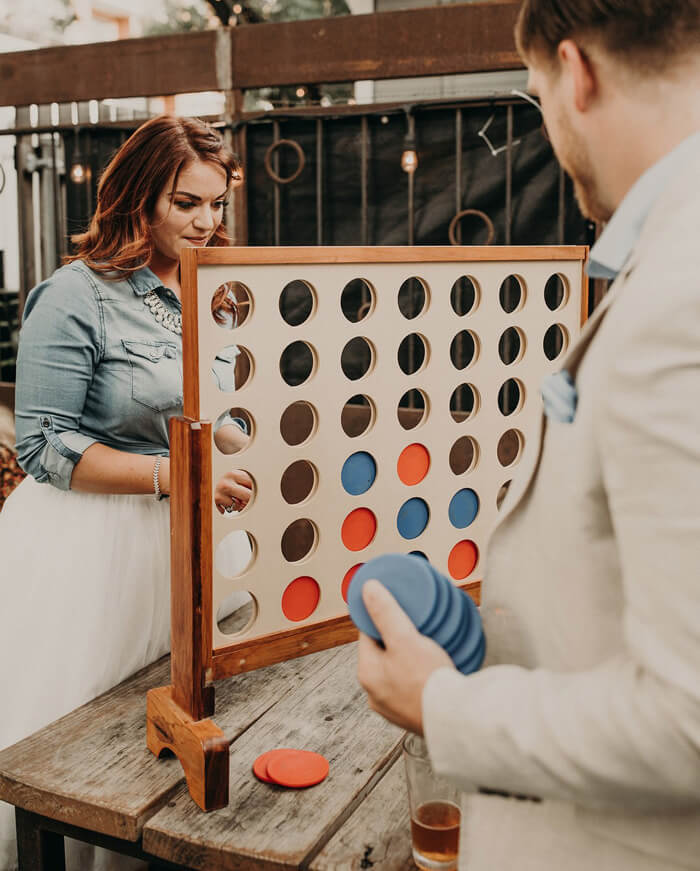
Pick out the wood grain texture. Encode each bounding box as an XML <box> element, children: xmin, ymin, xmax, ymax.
<box><xmin>143</xmin><ymin>646</ymin><xmax>404</xmax><ymax>870</ymax></box>
<box><xmin>231</xmin><ymin>1</ymin><xmax>522</xmax><ymax>89</ymax></box>
<box><xmin>0</xmin><ymin>648</ymin><xmax>340</xmax><ymax>841</ymax></box>
<box><xmin>0</xmin><ymin>3</ymin><xmax>523</xmax><ymax>107</ymax></box>
<box><xmin>311</xmin><ymin>758</ymin><xmax>414</xmax><ymax>871</ymax></box>
<box><xmin>196</xmin><ymin>245</ymin><xmax>589</xmax><ymax>266</ymax></box>
<box><xmin>168</xmin><ymin>418</ymin><xmax>213</xmax><ymax>720</ymax></box>
<box><xmin>210</xmin><ymin>615</ymin><xmax>358</xmax><ymax>680</ymax></box>
<box><xmin>147</xmin><ymin>687</ymin><xmax>228</xmax><ymax>812</ymax></box>
<box><xmin>0</xmin><ymin>31</ymin><xmax>219</xmax><ymax>107</ymax></box>
<box><xmin>180</xmin><ymin>249</ymin><xmax>201</xmax><ymax>421</ymax></box>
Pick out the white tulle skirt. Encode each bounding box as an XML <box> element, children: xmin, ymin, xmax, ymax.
<box><xmin>0</xmin><ymin>476</ymin><xmax>249</xmax><ymax>871</ymax></box>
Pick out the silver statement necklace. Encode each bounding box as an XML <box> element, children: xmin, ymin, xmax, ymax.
<box><xmin>143</xmin><ymin>290</ymin><xmax>182</xmax><ymax>335</ymax></box>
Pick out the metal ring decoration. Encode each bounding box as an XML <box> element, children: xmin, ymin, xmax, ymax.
<box><xmin>449</xmin><ymin>209</ymin><xmax>496</xmax><ymax>246</ymax></box>
<box><xmin>264</xmin><ymin>139</ymin><xmax>306</xmax><ymax>185</ymax></box>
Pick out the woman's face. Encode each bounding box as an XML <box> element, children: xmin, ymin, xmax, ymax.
<box><xmin>150</xmin><ymin>159</ymin><xmax>229</xmax><ymax>262</ymax></box>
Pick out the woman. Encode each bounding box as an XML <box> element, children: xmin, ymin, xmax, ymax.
<box><xmin>0</xmin><ymin>116</ymin><xmax>252</xmax><ymax>871</ymax></box>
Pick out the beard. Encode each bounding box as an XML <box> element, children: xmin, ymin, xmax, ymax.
<box><xmin>550</xmin><ymin>109</ymin><xmax>614</xmax><ymax>224</ymax></box>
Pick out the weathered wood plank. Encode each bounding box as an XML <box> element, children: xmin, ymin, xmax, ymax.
<box><xmin>231</xmin><ymin>2</ymin><xmax>523</xmax><ymax>89</ymax></box>
<box><xmin>0</xmin><ymin>3</ymin><xmax>523</xmax><ymax>108</ymax></box>
<box><xmin>0</xmin><ymin>647</ymin><xmax>342</xmax><ymax>842</ymax></box>
<box><xmin>0</xmin><ymin>31</ymin><xmax>220</xmax><ymax>107</ymax></box>
<box><xmin>310</xmin><ymin>759</ymin><xmax>414</xmax><ymax>871</ymax></box>
<box><xmin>142</xmin><ymin>646</ymin><xmax>403</xmax><ymax>870</ymax></box>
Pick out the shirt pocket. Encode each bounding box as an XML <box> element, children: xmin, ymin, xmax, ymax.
<box><xmin>122</xmin><ymin>339</ymin><xmax>182</xmax><ymax>412</ymax></box>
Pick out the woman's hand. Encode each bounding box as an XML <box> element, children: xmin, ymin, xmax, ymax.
<box><xmin>215</xmin><ymin>469</ymin><xmax>253</xmax><ymax>514</ymax></box>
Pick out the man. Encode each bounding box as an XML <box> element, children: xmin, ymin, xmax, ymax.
<box><xmin>357</xmin><ymin>2</ymin><xmax>700</xmax><ymax>868</ymax></box>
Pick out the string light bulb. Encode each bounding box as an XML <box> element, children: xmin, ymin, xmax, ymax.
<box><xmin>69</xmin><ymin>130</ymin><xmax>88</xmax><ymax>184</ymax></box>
<box><xmin>401</xmin><ymin>111</ymin><xmax>418</xmax><ymax>174</ymax></box>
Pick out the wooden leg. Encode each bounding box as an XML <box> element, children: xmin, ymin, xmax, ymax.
<box><xmin>15</xmin><ymin>808</ymin><xmax>66</xmax><ymax>871</ymax></box>
<box><xmin>146</xmin><ymin>685</ymin><xmax>229</xmax><ymax>811</ymax></box>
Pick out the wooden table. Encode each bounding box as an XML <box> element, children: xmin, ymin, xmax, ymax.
<box><xmin>0</xmin><ymin>644</ymin><xmax>417</xmax><ymax>870</ymax></box>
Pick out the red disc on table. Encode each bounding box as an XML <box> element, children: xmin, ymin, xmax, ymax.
<box><xmin>266</xmin><ymin>750</ymin><xmax>330</xmax><ymax>788</ymax></box>
<box><xmin>253</xmin><ymin>749</ymin><xmax>296</xmax><ymax>783</ymax></box>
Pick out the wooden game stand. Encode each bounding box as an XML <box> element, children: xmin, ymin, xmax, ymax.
<box><xmin>146</xmin><ymin>245</ymin><xmax>586</xmax><ymax>810</ymax></box>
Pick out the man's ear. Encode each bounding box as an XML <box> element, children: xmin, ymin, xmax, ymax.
<box><xmin>558</xmin><ymin>39</ymin><xmax>598</xmax><ymax>113</ymax></box>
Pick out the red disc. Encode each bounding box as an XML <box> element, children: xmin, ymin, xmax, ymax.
<box><xmin>266</xmin><ymin>751</ymin><xmax>330</xmax><ymax>788</ymax></box>
<box><xmin>252</xmin><ymin>749</ymin><xmax>296</xmax><ymax>783</ymax></box>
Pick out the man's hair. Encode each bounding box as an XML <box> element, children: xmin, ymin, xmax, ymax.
<box><xmin>516</xmin><ymin>0</ymin><xmax>700</xmax><ymax>72</ymax></box>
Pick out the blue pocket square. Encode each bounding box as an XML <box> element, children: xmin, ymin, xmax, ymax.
<box><xmin>540</xmin><ymin>370</ymin><xmax>578</xmax><ymax>423</ymax></box>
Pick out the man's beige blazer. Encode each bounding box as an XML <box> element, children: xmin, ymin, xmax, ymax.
<box><xmin>423</xmin><ymin>147</ymin><xmax>700</xmax><ymax>870</ymax></box>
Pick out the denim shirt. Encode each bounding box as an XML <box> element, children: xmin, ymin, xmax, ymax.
<box><xmin>15</xmin><ymin>261</ymin><xmax>237</xmax><ymax>490</ymax></box>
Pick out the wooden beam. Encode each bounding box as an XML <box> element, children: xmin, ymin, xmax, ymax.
<box><xmin>0</xmin><ymin>2</ymin><xmax>523</xmax><ymax>108</ymax></box>
<box><xmin>232</xmin><ymin>2</ymin><xmax>523</xmax><ymax>89</ymax></box>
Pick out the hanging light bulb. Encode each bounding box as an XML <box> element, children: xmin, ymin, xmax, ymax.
<box><xmin>401</xmin><ymin>111</ymin><xmax>418</xmax><ymax>174</ymax></box>
<box><xmin>69</xmin><ymin>130</ymin><xmax>88</xmax><ymax>184</ymax></box>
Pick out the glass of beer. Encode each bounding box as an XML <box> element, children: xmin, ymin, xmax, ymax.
<box><xmin>403</xmin><ymin>733</ymin><xmax>461</xmax><ymax>871</ymax></box>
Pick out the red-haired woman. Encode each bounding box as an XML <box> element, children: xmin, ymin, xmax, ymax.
<box><xmin>0</xmin><ymin>116</ymin><xmax>251</xmax><ymax>870</ymax></box>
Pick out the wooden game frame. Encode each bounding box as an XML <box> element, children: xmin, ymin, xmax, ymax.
<box><xmin>147</xmin><ymin>245</ymin><xmax>589</xmax><ymax>810</ymax></box>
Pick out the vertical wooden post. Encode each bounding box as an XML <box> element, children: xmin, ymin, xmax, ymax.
<box><xmin>146</xmin><ymin>417</ymin><xmax>229</xmax><ymax>811</ymax></box>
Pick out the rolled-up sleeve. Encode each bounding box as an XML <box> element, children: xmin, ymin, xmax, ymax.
<box><xmin>15</xmin><ymin>268</ymin><xmax>102</xmax><ymax>489</ymax></box>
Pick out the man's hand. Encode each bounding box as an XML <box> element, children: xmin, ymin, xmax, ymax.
<box><xmin>357</xmin><ymin>580</ymin><xmax>454</xmax><ymax>735</ymax></box>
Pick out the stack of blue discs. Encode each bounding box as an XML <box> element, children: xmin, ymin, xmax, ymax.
<box><xmin>347</xmin><ymin>553</ymin><xmax>485</xmax><ymax>674</ymax></box>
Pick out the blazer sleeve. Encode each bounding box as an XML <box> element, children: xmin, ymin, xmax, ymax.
<box><xmin>423</xmin><ymin>257</ymin><xmax>700</xmax><ymax>811</ymax></box>
<box><xmin>14</xmin><ymin>268</ymin><xmax>102</xmax><ymax>490</ymax></box>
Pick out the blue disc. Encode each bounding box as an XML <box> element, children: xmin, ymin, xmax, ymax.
<box><xmin>455</xmin><ymin>632</ymin><xmax>486</xmax><ymax>675</ymax></box>
<box><xmin>450</xmin><ymin>597</ymin><xmax>484</xmax><ymax>667</ymax></box>
<box><xmin>347</xmin><ymin>553</ymin><xmax>438</xmax><ymax>641</ymax></box>
<box><xmin>448</xmin><ymin>488</ymin><xmax>480</xmax><ymax>529</ymax></box>
<box><xmin>341</xmin><ymin>451</ymin><xmax>377</xmax><ymax>496</ymax></box>
<box><xmin>397</xmin><ymin>498</ymin><xmax>429</xmax><ymax>540</ymax></box>
<box><xmin>431</xmin><ymin>582</ymin><xmax>469</xmax><ymax>650</ymax></box>
<box><xmin>419</xmin><ymin>566</ymin><xmax>452</xmax><ymax>636</ymax></box>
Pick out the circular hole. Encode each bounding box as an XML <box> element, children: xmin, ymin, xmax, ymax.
<box><xmin>341</xmin><ymin>336</ymin><xmax>375</xmax><ymax>381</ymax></box>
<box><xmin>280</xmin><ymin>341</ymin><xmax>317</xmax><ymax>387</ymax></box>
<box><xmin>448</xmin><ymin>488</ymin><xmax>480</xmax><ymax>529</ymax></box>
<box><xmin>217</xmin><ymin>591</ymin><xmax>257</xmax><ymax>636</ymax></box>
<box><xmin>497</xmin><ymin>379</ymin><xmax>525</xmax><ymax>416</ymax></box>
<box><xmin>545</xmin><ymin>273</ymin><xmax>569</xmax><ymax>311</ymax></box>
<box><xmin>450</xmin><ymin>330</ymin><xmax>479</xmax><ymax>370</ymax></box>
<box><xmin>499</xmin><ymin>275</ymin><xmax>526</xmax><ymax>314</ymax></box>
<box><xmin>279</xmin><ymin>280</ymin><xmax>316</xmax><ymax>327</ymax></box>
<box><xmin>282</xmin><ymin>576</ymin><xmax>320</xmax><ymax>622</ymax></box>
<box><xmin>398</xmin><ymin>388</ymin><xmax>429</xmax><ymax>431</ymax></box>
<box><xmin>281</xmin><ymin>460</ymin><xmax>318</xmax><ymax>505</ymax></box>
<box><xmin>450</xmin><ymin>276</ymin><xmax>480</xmax><ymax>316</ymax></box>
<box><xmin>496</xmin><ymin>480</ymin><xmax>512</xmax><ymax>510</ymax></box>
<box><xmin>398</xmin><ymin>333</ymin><xmax>429</xmax><ymax>376</ymax></box>
<box><xmin>397</xmin><ymin>497</ymin><xmax>430</xmax><ymax>540</ymax></box>
<box><xmin>397</xmin><ymin>443</ymin><xmax>430</xmax><ymax>486</ymax></box>
<box><xmin>497</xmin><ymin>429</ymin><xmax>524</xmax><ymax>467</ymax></box>
<box><xmin>450</xmin><ymin>384</ymin><xmax>480</xmax><ymax>422</ymax></box>
<box><xmin>211</xmin><ymin>344</ymin><xmax>254</xmax><ymax>393</ymax></box>
<box><xmin>498</xmin><ymin>327</ymin><xmax>526</xmax><ymax>365</ymax></box>
<box><xmin>341</xmin><ymin>451</ymin><xmax>377</xmax><ymax>496</ymax></box>
<box><xmin>341</xmin><ymin>279</ymin><xmax>375</xmax><ymax>323</ymax></box>
<box><xmin>281</xmin><ymin>518</ymin><xmax>318</xmax><ymax>563</ymax></box>
<box><xmin>341</xmin><ymin>395</ymin><xmax>376</xmax><ymax>438</ymax></box>
<box><xmin>212</xmin><ymin>281</ymin><xmax>253</xmax><ymax>329</ymax></box>
<box><xmin>449</xmin><ymin>436</ymin><xmax>479</xmax><ymax>475</ymax></box>
<box><xmin>280</xmin><ymin>401</ymin><xmax>318</xmax><ymax>446</ymax></box>
<box><xmin>341</xmin><ymin>507</ymin><xmax>377</xmax><ymax>551</ymax></box>
<box><xmin>214</xmin><ymin>407</ymin><xmax>254</xmax><ymax>454</ymax></box>
<box><xmin>448</xmin><ymin>540</ymin><xmax>479</xmax><ymax>580</ymax></box>
<box><xmin>543</xmin><ymin>324</ymin><xmax>570</xmax><ymax>361</ymax></box>
<box><xmin>341</xmin><ymin>563</ymin><xmax>363</xmax><ymax>603</ymax></box>
<box><xmin>218</xmin><ymin>469</ymin><xmax>256</xmax><ymax>515</ymax></box>
<box><xmin>398</xmin><ymin>277</ymin><xmax>429</xmax><ymax>319</ymax></box>
<box><xmin>215</xmin><ymin>530</ymin><xmax>256</xmax><ymax>578</ymax></box>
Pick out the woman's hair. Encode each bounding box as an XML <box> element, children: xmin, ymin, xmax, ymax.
<box><xmin>516</xmin><ymin>0</ymin><xmax>700</xmax><ymax>73</ymax></box>
<box><xmin>66</xmin><ymin>115</ymin><xmax>240</xmax><ymax>277</ymax></box>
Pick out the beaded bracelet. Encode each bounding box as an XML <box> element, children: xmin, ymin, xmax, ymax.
<box><xmin>153</xmin><ymin>456</ymin><xmax>163</xmax><ymax>501</ymax></box>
